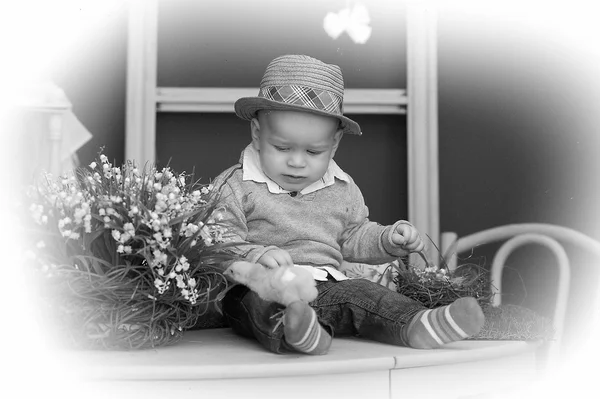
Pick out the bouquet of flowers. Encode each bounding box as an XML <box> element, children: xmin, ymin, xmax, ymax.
<box><xmin>21</xmin><ymin>152</ymin><xmax>234</xmax><ymax>350</ymax></box>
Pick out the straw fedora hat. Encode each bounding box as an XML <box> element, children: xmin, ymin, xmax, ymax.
<box><xmin>234</xmin><ymin>54</ymin><xmax>362</xmax><ymax>135</ymax></box>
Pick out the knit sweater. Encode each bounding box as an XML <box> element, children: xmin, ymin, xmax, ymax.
<box><xmin>213</xmin><ymin>152</ymin><xmax>409</xmax><ymax>270</ymax></box>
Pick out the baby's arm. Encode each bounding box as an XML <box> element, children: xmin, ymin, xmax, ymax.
<box><xmin>340</xmin><ymin>183</ymin><xmax>423</xmax><ymax>262</ymax></box>
<box><xmin>215</xmin><ymin>174</ymin><xmax>281</xmax><ymax>265</ymax></box>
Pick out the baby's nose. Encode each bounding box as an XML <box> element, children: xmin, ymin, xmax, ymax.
<box><xmin>287</xmin><ymin>152</ymin><xmax>306</xmax><ymax>168</ymax></box>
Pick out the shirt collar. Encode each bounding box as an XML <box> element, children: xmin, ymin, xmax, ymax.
<box><xmin>241</xmin><ymin>144</ymin><xmax>349</xmax><ymax>195</ymax></box>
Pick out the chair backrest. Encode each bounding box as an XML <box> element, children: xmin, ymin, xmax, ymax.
<box><xmin>447</xmin><ymin>223</ymin><xmax>600</xmax><ymax>363</ymax></box>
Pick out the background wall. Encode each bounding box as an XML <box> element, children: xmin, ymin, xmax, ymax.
<box><xmin>436</xmin><ymin>3</ymin><xmax>600</xmax><ymax>357</ymax></box>
<box><xmin>48</xmin><ymin>3</ymin><xmax>128</xmax><ymax>166</ymax></box>
<box><xmin>14</xmin><ymin>1</ymin><xmax>599</xmax><ymax>358</ymax></box>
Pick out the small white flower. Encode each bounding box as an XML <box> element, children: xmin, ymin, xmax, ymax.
<box><xmin>155</xmin><ymin>200</ymin><xmax>167</xmax><ymax>212</ymax></box>
<box><xmin>176</xmin><ymin>276</ymin><xmax>185</xmax><ymax>288</ymax></box>
<box><xmin>123</xmin><ymin>223</ymin><xmax>135</xmax><ymax>235</ymax></box>
<box><xmin>154</xmin><ymin>278</ymin><xmax>169</xmax><ymax>294</ymax></box>
<box><xmin>89</xmin><ymin>161</ymin><xmax>97</xmax><ymax>169</ymax></box>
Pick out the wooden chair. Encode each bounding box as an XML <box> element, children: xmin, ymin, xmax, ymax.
<box><xmin>443</xmin><ymin>223</ymin><xmax>600</xmax><ymax>364</ymax></box>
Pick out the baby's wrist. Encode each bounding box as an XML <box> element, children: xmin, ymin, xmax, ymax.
<box><xmin>382</xmin><ymin>222</ymin><xmax>409</xmax><ymax>256</ymax></box>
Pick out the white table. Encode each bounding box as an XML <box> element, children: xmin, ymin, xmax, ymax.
<box><xmin>57</xmin><ymin>328</ymin><xmax>544</xmax><ymax>399</ymax></box>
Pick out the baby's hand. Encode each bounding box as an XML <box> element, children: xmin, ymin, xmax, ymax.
<box><xmin>391</xmin><ymin>221</ymin><xmax>424</xmax><ymax>253</ymax></box>
<box><xmin>257</xmin><ymin>248</ymin><xmax>293</xmax><ymax>269</ymax></box>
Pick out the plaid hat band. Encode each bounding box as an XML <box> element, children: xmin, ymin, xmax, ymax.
<box><xmin>260</xmin><ymin>85</ymin><xmax>344</xmax><ymax>116</ymax></box>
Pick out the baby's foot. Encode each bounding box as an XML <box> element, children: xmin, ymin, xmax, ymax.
<box><xmin>404</xmin><ymin>297</ymin><xmax>485</xmax><ymax>349</ymax></box>
<box><xmin>283</xmin><ymin>301</ymin><xmax>331</xmax><ymax>355</ymax></box>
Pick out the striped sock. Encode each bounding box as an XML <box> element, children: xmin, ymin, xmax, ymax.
<box><xmin>283</xmin><ymin>301</ymin><xmax>331</xmax><ymax>355</ymax></box>
<box><xmin>404</xmin><ymin>297</ymin><xmax>485</xmax><ymax>349</ymax></box>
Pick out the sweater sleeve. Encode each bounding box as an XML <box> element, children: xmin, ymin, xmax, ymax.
<box><xmin>213</xmin><ymin>168</ymin><xmax>278</xmax><ymax>264</ymax></box>
<box><xmin>339</xmin><ymin>180</ymin><xmax>410</xmax><ymax>263</ymax></box>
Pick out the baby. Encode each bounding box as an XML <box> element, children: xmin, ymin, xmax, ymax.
<box><xmin>214</xmin><ymin>54</ymin><xmax>484</xmax><ymax>355</ymax></box>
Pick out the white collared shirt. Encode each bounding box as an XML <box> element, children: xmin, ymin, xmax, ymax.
<box><xmin>241</xmin><ymin>144</ymin><xmax>350</xmax><ymax>195</ymax></box>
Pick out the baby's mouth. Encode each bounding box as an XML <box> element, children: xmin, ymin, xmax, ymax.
<box><xmin>283</xmin><ymin>175</ymin><xmax>306</xmax><ymax>181</ymax></box>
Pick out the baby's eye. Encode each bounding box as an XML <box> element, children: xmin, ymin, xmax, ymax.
<box><xmin>307</xmin><ymin>150</ymin><xmax>324</xmax><ymax>155</ymax></box>
<box><xmin>274</xmin><ymin>146</ymin><xmax>289</xmax><ymax>152</ymax></box>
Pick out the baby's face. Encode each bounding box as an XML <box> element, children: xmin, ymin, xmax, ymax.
<box><xmin>252</xmin><ymin>110</ymin><xmax>342</xmax><ymax>192</ymax></box>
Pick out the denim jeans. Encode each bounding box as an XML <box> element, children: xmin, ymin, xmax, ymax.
<box><xmin>222</xmin><ymin>277</ymin><xmax>427</xmax><ymax>354</ymax></box>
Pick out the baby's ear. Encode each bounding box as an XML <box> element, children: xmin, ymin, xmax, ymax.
<box><xmin>331</xmin><ymin>129</ymin><xmax>344</xmax><ymax>157</ymax></box>
<box><xmin>250</xmin><ymin>118</ymin><xmax>261</xmax><ymax>149</ymax></box>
